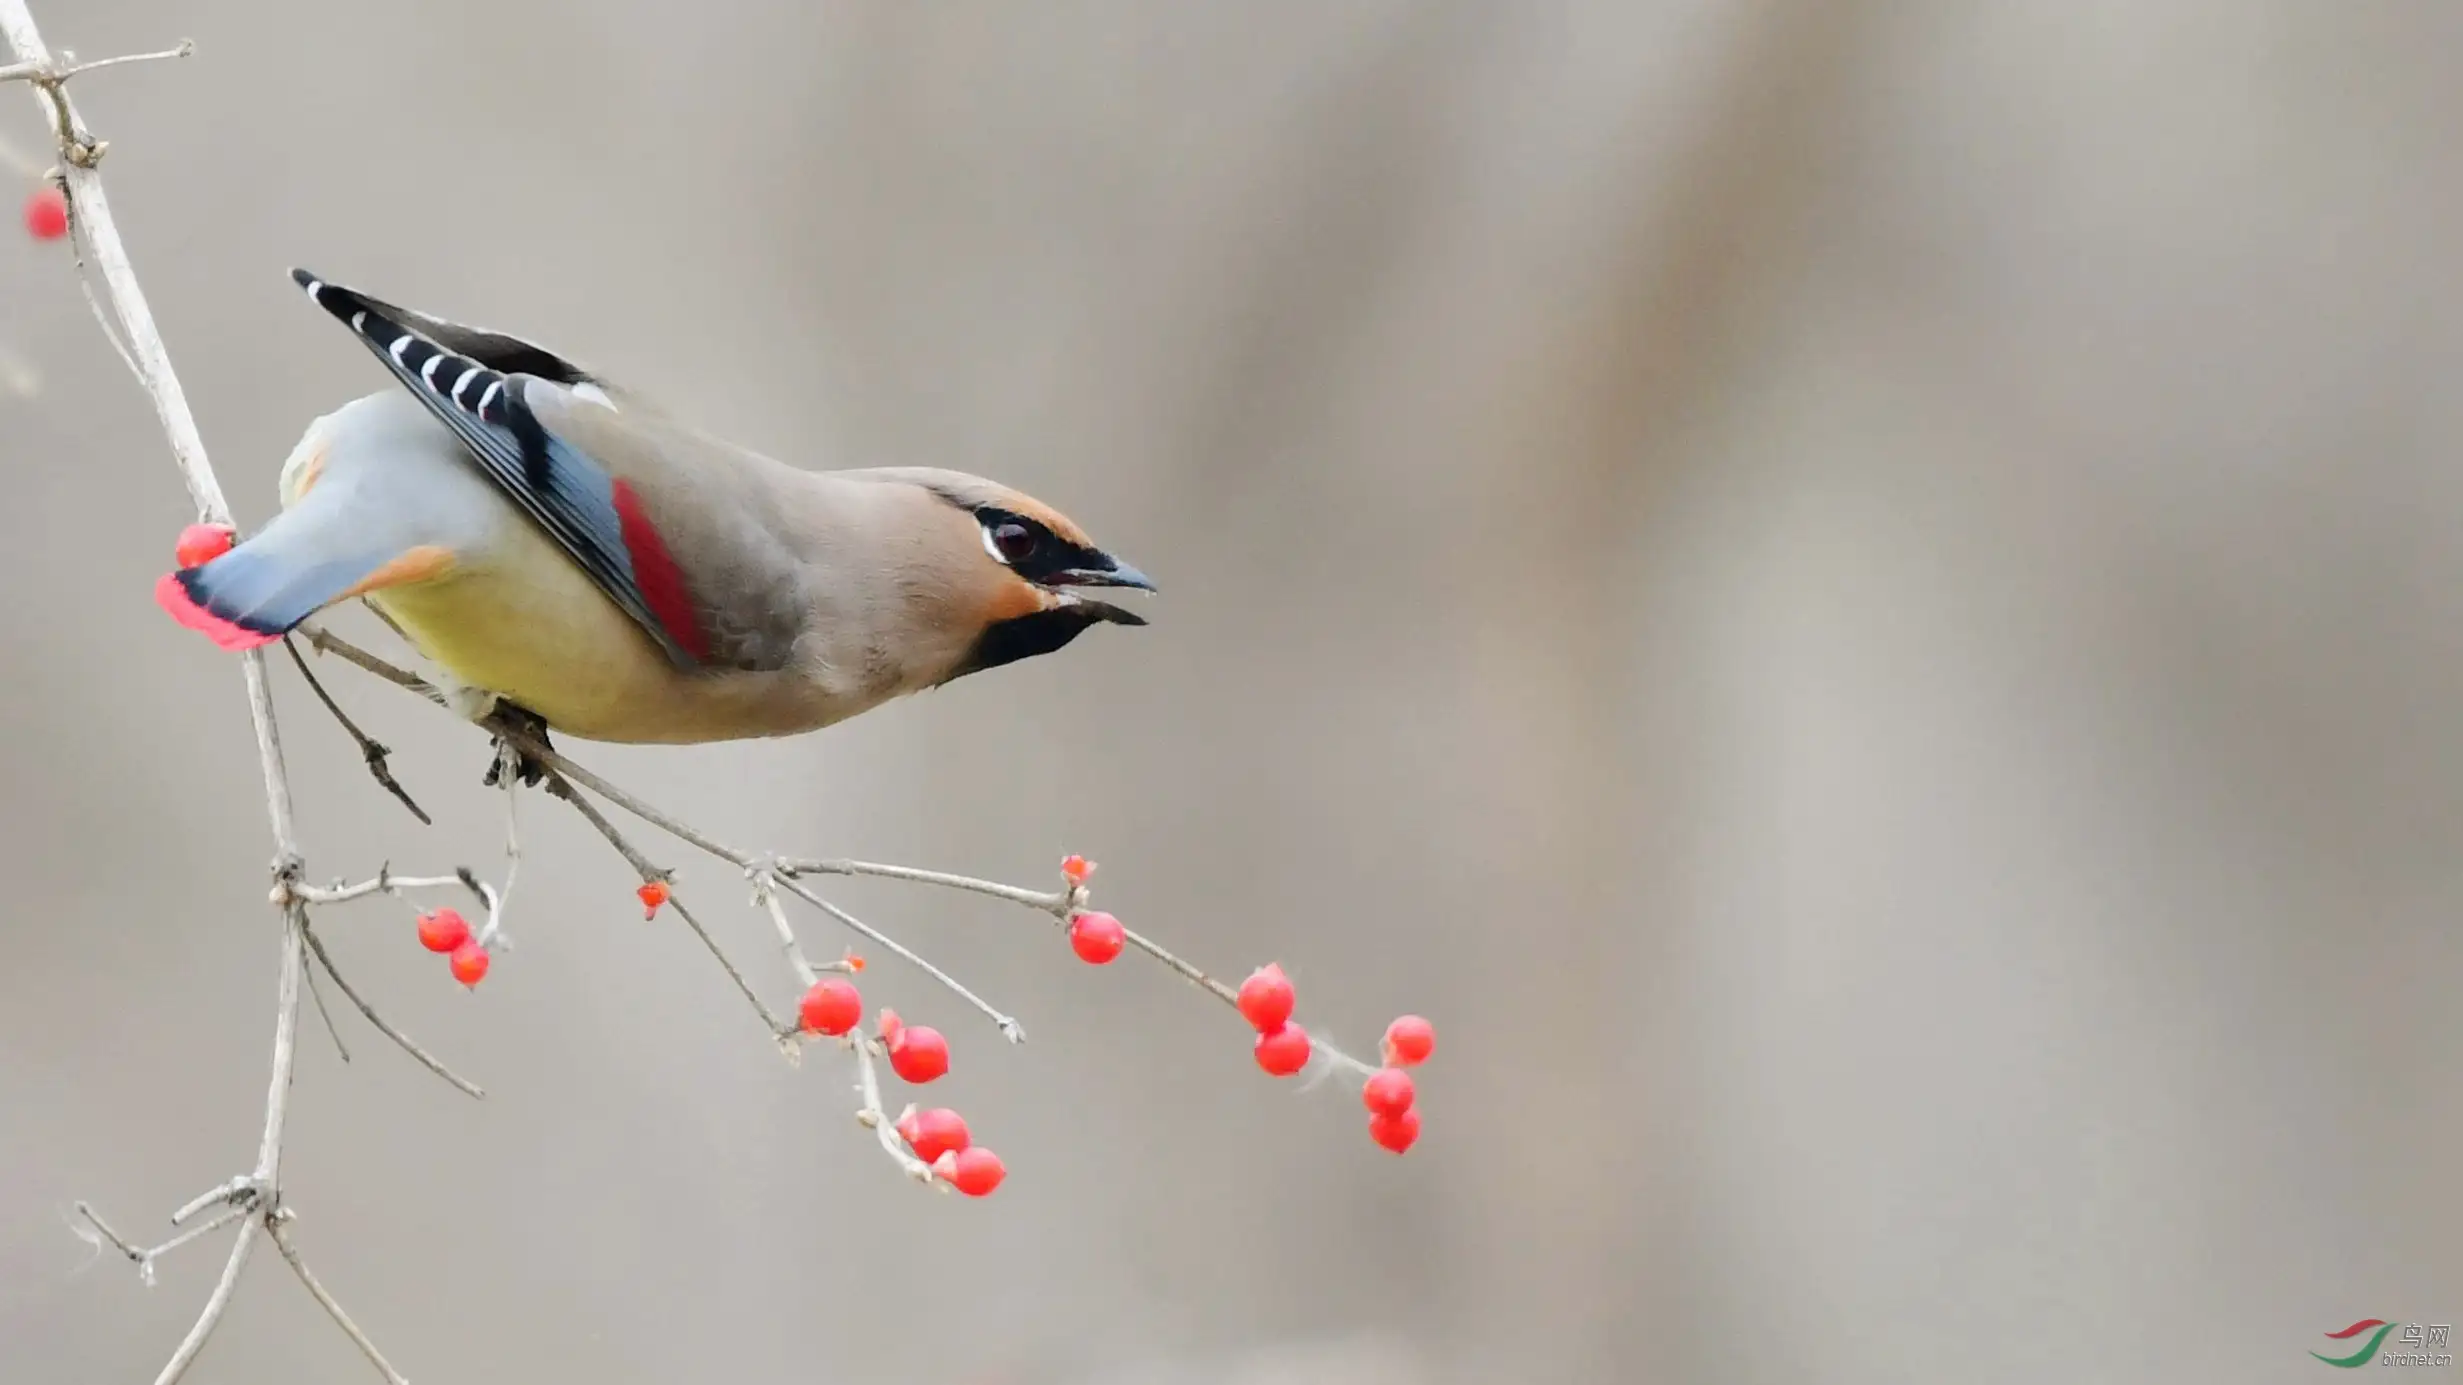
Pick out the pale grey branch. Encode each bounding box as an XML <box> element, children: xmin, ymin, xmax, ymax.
<box><xmin>268</xmin><ymin>1217</ymin><xmax>409</xmax><ymax>1385</ymax></box>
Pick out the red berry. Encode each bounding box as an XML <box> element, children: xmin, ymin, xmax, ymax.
<box><xmin>448</xmin><ymin>940</ymin><xmax>490</xmax><ymax>987</ymax></box>
<box><xmin>798</xmin><ymin>978</ymin><xmax>862</xmax><ymax>1036</ymax></box>
<box><xmin>888</xmin><ymin>1024</ymin><xmax>950</xmax><ymax>1083</ymax></box>
<box><xmin>636</xmin><ymin>880</ymin><xmax>669</xmax><ymax>919</ymax></box>
<box><xmin>1253</xmin><ymin>1022</ymin><xmax>1311</xmax><ymax>1076</ymax></box>
<box><xmin>416</xmin><ymin>908</ymin><xmax>470</xmax><ymax>954</ymax></box>
<box><xmin>1362</xmin><ymin>1067</ymin><xmax>1416</xmax><ymax>1120</ymax></box>
<box><xmin>1236</xmin><ymin>963</ymin><xmax>1295</xmax><ymax>1032</ymax></box>
<box><xmin>1382</xmin><ymin>1015</ymin><xmax>1436</xmax><ymax>1067</ymax></box>
<box><xmin>1367</xmin><ymin>1106</ymin><xmax>1421</xmax><ymax>1154</ymax></box>
<box><xmin>24</xmin><ymin>186</ymin><xmax>66</xmax><ymax>241</ymax></box>
<box><xmin>173</xmin><ymin>523</ymin><xmax>234</xmax><ymax>568</ymax></box>
<box><xmin>1060</xmin><ymin>854</ymin><xmax>1092</xmax><ymax>886</ymax></box>
<box><xmin>1068</xmin><ymin>910</ymin><xmax>1126</xmax><ymax>964</ymax></box>
<box><xmin>899</xmin><ymin>1106</ymin><xmax>971</xmax><ymax>1163</ymax></box>
<box><xmin>940</xmin><ymin>1145</ymin><xmax>1006</xmax><ymax>1197</ymax></box>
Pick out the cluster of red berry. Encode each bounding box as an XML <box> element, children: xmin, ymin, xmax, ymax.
<box><xmin>1365</xmin><ymin>1016</ymin><xmax>1433</xmax><ymax>1152</ymax></box>
<box><xmin>23</xmin><ymin>183</ymin><xmax>66</xmax><ymax>241</ymax></box>
<box><xmin>793</xmin><ymin>970</ymin><xmax>1001</xmax><ymax>1194</ymax></box>
<box><xmin>413</xmin><ymin>907</ymin><xmax>492</xmax><ymax>987</ymax></box>
<box><xmin>1066</xmin><ymin>854</ymin><xmax>1438</xmax><ymax>1155</ymax></box>
<box><xmin>1236</xmin><ymin>961</ymin><xmax>1434</xmax><ymax>1153</ymax></box>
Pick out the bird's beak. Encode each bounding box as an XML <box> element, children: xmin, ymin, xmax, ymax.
<box><xmin>1044</xmin><ymin>554</ymin><xmax>1154</xmax><ymax>627</ymax></box>
<box><xmin>1052</xmin><ymin>557</ymin><xmax>1157</xmax><ymax>592</ymax></box>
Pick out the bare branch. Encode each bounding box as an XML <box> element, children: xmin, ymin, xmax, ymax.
<box><xmin>478</xmin><ymin>772</ymin><xmax>523</xmax><ymax>949</ymax></box>
<box><xmin>292</xmin><ymin>869</ymin><xmax>467</xmax><ymax>905</ymax></box>
<box><xmin>763</xmin><ymin>866</ymin><xmax>1023</xmax><ymax>1043</ymax></box>
<box><xmin>298</xmin><ymin>624</ymin><xmax>439</xmax><ymax>698</ymax></box>
<box><xmin>0</xmin><ymin>36</ymin><xmax>188</xmax><ymax>86</ymax></box>
<box><xmin>780</xmin><ymin>856</ymin><xmax>1068</xmax><ymax>913</ymax></box>
<box><xmin>284</xmin><ymin>637</ymin><xmax>430</xmax><ymax>825</ymax></box>
<box><xmin>167</xmin><ymin>1176</ymin><xmax>258</xmax><ymax>1228</ymax></box>
<box><xmin>70</xmin><ymin>1201</ymin><xmax>251</xmax><ymax>1287</ymax></box>
<box><xmin>268</xmin><ymin>1216</ymin><xmax>408</xmax><ymax>1385</ymax></box>
<box><xmin>151</xmin><ymin>1220</ymin><xmax>260</xmax><ymax>1385</ymax></box>
<box><xmin>848</xmin><ymin>1027</ymin><xmax>938</xmax><ymax>1183</ymax></box>
<box><xmin>300</xmin><ymin>958</ymin><xmax>351</xmax><ymax>1065</ymax></box>
<box><xmin>0</xmin><ymin>6</ymin><xmax>357</xmax><ymax>1379</ymax></box>
<box><xmin>300</xmin><ymin>923</ymin><xmax>487</xmax><ymax>1099</ymax></box>
<box><xmin>750</xmin><ymin>867</ymin><xmax>822</xmax><ymax>989</ymax></box>
<box><xmin>537</xmin><ymin>769</ymin><xmax>785</xmax><ymax>1035</ymax></box>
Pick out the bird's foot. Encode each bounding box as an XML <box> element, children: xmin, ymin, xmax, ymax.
<box><xmin>483</xmin><ymin>703</ymin><xmax>554</xmax><ymax>789</ymax></box>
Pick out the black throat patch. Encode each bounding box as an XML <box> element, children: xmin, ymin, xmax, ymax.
<box><xmin>943</xmin><ymin>605</ymin><xmax>1110</xmax><ymax>684</ymax></box>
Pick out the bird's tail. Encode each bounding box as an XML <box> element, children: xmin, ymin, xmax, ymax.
<box><xmin>154</xmin><ymin>485</ymin><xmax>454</xmax><ymax>651</ymax></box>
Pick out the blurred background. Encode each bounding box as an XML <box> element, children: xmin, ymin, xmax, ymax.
<box><xmin>4</xmin><ymin>2</ymin><xmax>2460</xmax><ymax>1381</ymax></box>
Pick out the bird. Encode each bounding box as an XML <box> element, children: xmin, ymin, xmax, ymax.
<box><xmin>155</xmin><ymin>270</ymin><xmax>1152</xmax><ymax>769</ymax></box>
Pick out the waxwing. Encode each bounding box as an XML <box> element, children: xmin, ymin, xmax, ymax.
<box><xmin>155</xmin><ymin>271</ymin><xmax>1153</xmax><ymax>748</ymax></box>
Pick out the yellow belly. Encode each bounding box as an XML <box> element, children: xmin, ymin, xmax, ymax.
<box><xmin>364</xmin><ymin>550</ymin><xmax>842</xmax><ymax>745</ymax></box>
<box><xmin>367</xmin><ymin>556</ymin><xmax>690</xmax><ymax>742</ymax></box>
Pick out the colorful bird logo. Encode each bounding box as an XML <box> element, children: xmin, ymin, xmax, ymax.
<box><xmin>2313</xmin><ymin>1319</ymin><xmax>2396</xmax><ymax>1368</ymax></box>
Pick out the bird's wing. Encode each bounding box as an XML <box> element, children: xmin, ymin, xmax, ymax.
<box><xmin>289</xmin><ymin>269</ymin><xmax>807</xmax><ymax>671</ymax></box>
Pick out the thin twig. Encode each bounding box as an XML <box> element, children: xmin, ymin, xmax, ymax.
<box><xmin>71</xmin><ymin>1201</ymin><xmax>250</xmax><ymax>1286</ymax></box>
<box><xmin>292</xmin><ymin>870</ymin><xmax>466</xmax><ymax>906</ymax></box>
<box><xmin>505</xmin><ymin>729</ymin><xmax>1020</xmax><ymax>1033</ymax></box>
<box><xmin>764</xmin><ymin>868</ymin><xmax>1023</xmax><ymax>1043</ymax></box>
<box><xmin>284</xmin><ymin>637</ymin><xmax>430</xmax><ymax>824</ymax></box>
<box><xmin>167</xmin><ymin>1176</ymin><xmax>256</xmax><ymax>1228</ymax></box>
<box><xmin>0</xmin><ymin>36</ymin><xmax>188</xmax><ymax>85</ymax></box>
<box><xmin>298</xmin><ymin>624</ymin><xmax>438</xmax><ymax>698</ymax></box>
<box><xmin>300</xmin><ymin>957</ymin><xmax>351</xmax><ymax>1064</ymax></box>
<box><xmin>779</xmin><ymin>857</ymin><xmax>1247</xmax><ymax>1006</ymax></box>
<box><xmin>477</xmin><ymin>767</ymin><xmax>523</xmax><ymax>948</ymax></box>
<box><xmin>538</xmin><ymin>769</ymin><xmax>784</xmax><ymax>1037</ymax></box>
<box><xmin>750</xmin><ymin>869</ymin><xmax>821</xmax><ymax>988</ymax></box>
<box><xmin>267</xmin><ymin>1216</ymin><xmax>408</xmax><ymax>1385</ymax></box>
<box><xmin>849</xmin><ymin>1026</ymin><xmax>937</xmax><ymax>1182</ymax></box>
<box><xmin>780</xmin><ymin>857</ymin><xmax>1067</xmax><ymax>913</ymax></box>
<box><xmin>300</xmin><ymin>923</ymin><xmax>486</xmax><ymax>1099</ymax></box>
<box><xmin>152</xmin><ymin>1219</ymin><xmax>258</xmax><ymax>1385</ymax></box>
<box><xmin>73</xmin><ymin>253</ymin><xmax>142</xmax><ymax>386</ymax></box>
<box><xmin>521</xmin><ymin>729</ymin><xmax>741</xmax><ymax>865</ymax></box>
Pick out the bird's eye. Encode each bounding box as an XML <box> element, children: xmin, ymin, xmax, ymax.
<box><xmin>990</xmin><ymin>521</ymin><xmax>1038</xmax><ymax>564</ymax></box>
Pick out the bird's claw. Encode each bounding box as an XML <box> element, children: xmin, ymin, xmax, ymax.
<box><xmin>481</xmin><ymin>704</ymin><xmax>554</xmax><ymax>788</ymax></box>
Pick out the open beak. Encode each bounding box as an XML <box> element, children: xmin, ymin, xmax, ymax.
<box><xmin>1053</xmin><ymin>557</ymin><xmax>1157</xmax><ymax>592</ymax></box>
<box><xmin>1047</xmin><ymin>554</ymin><xmax>1155</xmax><ymax>626</ymax></box>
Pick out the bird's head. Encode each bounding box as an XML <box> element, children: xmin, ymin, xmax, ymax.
<box><xmin>860</xmin><ymin>468</ymin><xmax>1154</xmax><ymax>686</ymax></box>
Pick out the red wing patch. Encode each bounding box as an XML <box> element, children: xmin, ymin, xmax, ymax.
<box><xmin>610</xmin><ymin>480</ymin><xmax>710</xmax><ymax>662</ymax></box>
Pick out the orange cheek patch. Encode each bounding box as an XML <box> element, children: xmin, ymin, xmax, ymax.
<box><xmin>983</xmin><ymin>575</ymin><xmax>1053</xmax><ymax>625</ymax></box>
<box><xmin>338</xmin><ymin>545</ymin><xmax>456</xmax><ymax>600</ymax></box>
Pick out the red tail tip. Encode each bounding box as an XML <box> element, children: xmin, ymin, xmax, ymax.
<box><xmin>153</xmin><ymin>571</ymin><xmax>280</xmax><ymax>652</ymax></box>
